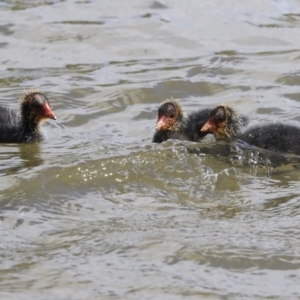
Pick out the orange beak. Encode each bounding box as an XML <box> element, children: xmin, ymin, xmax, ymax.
<box><xmin>156</xmin><ymin>116</ymin><xmax>167</xmax><ymax>130</ymax></box>
<box><xmin>201</xmin><ymin>120</ymin><xmax>215</xmax><ymax>132</ymax></box>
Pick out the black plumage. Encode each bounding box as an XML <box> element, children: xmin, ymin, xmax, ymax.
<box><xmin>152</xmin><ymin>99</ymin><xmax>212</xmax><ymax>143</ymax></box>
<box><xmin>201</xmin><ymin>105</ymin><xmax>249</xmax><ymax>140</ymax></box>
<box><xmin>152</xmin><ymin>130</ymin><xmax>188</xmax><ymax>143</ymax></box>
<box><xmin>184</xmin><ymin>108</ymin><xmax>212</xmax><ymax>142</ymax></box>
<box><xmin>239</xmin><ymin>123</ymin><xmax>300</xmax><ymax>155</ymax></box>
<box><xmin>201</xmin><ymin>104</ymin><xmax>300</xmax><ymax>156</ymax></box>
<box><xmin>152</xmin><ymin>99</ymin><xmax>188</xmax><ymax>143</ymax></box>
<box><xmin>0</xmin><ymin>91</ymin><xmax>56</xmax><ymax>143</ymax></box>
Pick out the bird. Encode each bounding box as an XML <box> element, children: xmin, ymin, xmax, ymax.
<box><xmin>201</xmin><ymin>104</ymin><xmax>300</xmax><ymax>155</ymax></box>
<box><xmin>152</xmin><ymin>98</ymin><xmax>188</xmax><ymax>143</ymax></box>
<box><xmin>200</xmin><ymin>105</ymin><xmax>248</xmax><ymax>141</ymax></box>
<box><xmin>152</xmin><ymin>98</ymin><xmax>213</xmax><ymax>143</ymax></box>
<box><xmin>0</xmin><ymin>90</ymin><xmax>56</xmax><ymax>143</ymax></box>
<box><xmin>239</xmin><ymin>123</ymin><xmax>300</xmax><ymax>155</ymax></box>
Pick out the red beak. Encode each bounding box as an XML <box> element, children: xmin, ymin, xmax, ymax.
<box><xmin>44</xmin><ymin>103</ymin><xmax>56</xmax><ymax>120</ymax></box>
<box><xmin>47</xmin><ymin>112</ymin><xmax>57</xmax><ymax>120</ymax></box>
<box><xmin>156</xmin><ymin>116</ymin><xmax>167</xmax><ymax>130</ymax></box>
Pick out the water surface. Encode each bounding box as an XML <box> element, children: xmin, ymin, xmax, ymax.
<box><xmin>1</xmin><ymin>0</ymin><xmax>300</xmax><ymax>299</ymax></box>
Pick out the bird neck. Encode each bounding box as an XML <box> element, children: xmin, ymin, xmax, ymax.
<box><xmin>21</xmin><ymin>104</ymin><xmax>40</xmax><ymax>133</ymax></box>
<box><xmin>224</xmin><ymin>115</ymin><xmax>243</xmax><ymax>139</ymax></box>
<box><xmin>173</xmin><ymin>117</ymin><xmax>184</xmax><ymax>132</ymax></box>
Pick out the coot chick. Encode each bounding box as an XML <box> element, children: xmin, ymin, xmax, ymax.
<box><xmin>0</xmin><ymin>91</ymin><xmax>56</xmax><ymax>143</ymax></box>
<box><xmin>152</xmin><ymin>98</ymin><xmax>188</xmax><ymax>143</ymax></box>
<box><xmin>201</xmin><ymin>105</ymin><xmax>248</xmax><ymax>140</ymax></box>
<box><xmin>153</xmin><ymin>98</ymin><xmax>216</xmax><ymax>143</ymax></box>
<box><xmin>239</xmin><ymin>123</ymin><xmax>300</xmax><ymax>155</ymax></box>
<box><xmin>201</xmin><ymin>105</ymin><xmax>300</xmax><ymax>155</ymax></box>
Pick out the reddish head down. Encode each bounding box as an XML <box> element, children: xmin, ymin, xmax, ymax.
<box><xmin>156</xmin><ymin>99</ymin><xmax>183</xmax><ymax>131</ymax></box>
<box><xmin>201</xmin><ymin>105</ymin><xmax>241</xmax><ymax>140</ymax></box>
<box><xmin>201</xmin><ymin>106</ymin><xmax>227</xmax><ymax>134</ymax></box>
<box><xmin>22</xmin><ymin>91</ymin><xmax>56</xmax><ymax>123</ymax></box>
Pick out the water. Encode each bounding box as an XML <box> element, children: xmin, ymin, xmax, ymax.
<box><xmin>1</xmin><ymin>0</ymin><xmax>300</xmax><ymax>298</ymax></box>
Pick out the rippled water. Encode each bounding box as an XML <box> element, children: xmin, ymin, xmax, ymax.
<box><xmin>1</xmin><ymin>0</ymin><xmax>300</xmax><ymax>298</ymax></box>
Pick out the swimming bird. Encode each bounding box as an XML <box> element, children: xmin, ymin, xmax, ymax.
<box><xmin>152</xmin><ymin>98</ymin><xmax>188</xmax><ymax>143</ymax></box>
<box><xmin>153</xmin><ymin>98</ymin><xmax>213</xmax><ymax>143</ymax></box>
<box><xmin>201</xmin><ymin>104</ymin><xmax>300</xmax><ymax>155</ymax></box>
<box><xmin>0</xmin><ymin>90</ymin><xmax>56</xmax><ymax>143</ymax></box>
<box><xmin>201</xmin><ymin>105</ymin><xmax>248</xmax><ymax>141</ymax></box>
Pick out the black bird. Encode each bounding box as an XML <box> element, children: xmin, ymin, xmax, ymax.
<box><xmin>201</xmin><ymin>104</ymin><xmax>300</xmax><ymax>155</ymax></box>
<box><xmin>201</xmin><ymin>105</ymin><xmax>248</xmax><ymax>141</ymax></box>
<box><xmin>239</xmin><ymin>123</ymin><xmax>300</xmax><ymax>155</ymax></box>
<box><xmin>0</xmin><ymin>90</ymin><xmax>56</xmax><ymax>143</ymax></box>
<box><xmin>153</xmin><ymin>98</ymin><xmax>213</xmax><ymax>143</ymax></box>
<box><xmin>152</xmin><ymin>98</ymin><xmax>188</xmax><ymax>143</ymax></box>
